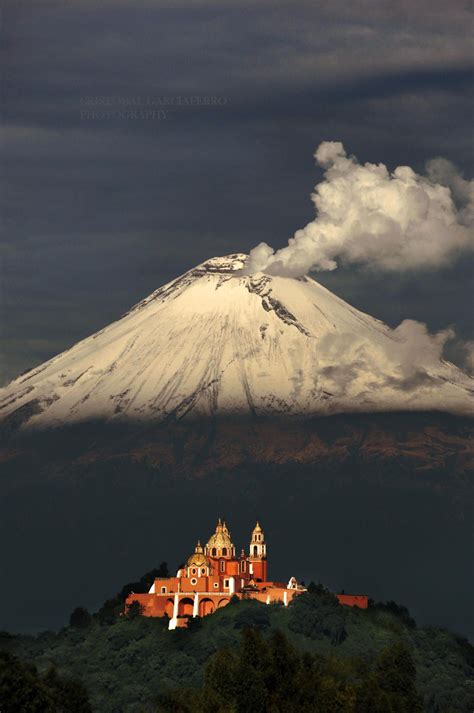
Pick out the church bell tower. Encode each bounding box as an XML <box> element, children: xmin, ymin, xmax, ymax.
<box><xmin>249</xmin><ymin>521</ymin><xmax>267</xmax><ymax>581</ymax></box>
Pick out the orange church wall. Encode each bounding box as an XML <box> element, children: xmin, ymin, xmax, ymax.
<box><xmin>249</xmin><ymin>561</ymin><xmax>267</xmax><ymax>581</ymax></box>
<box><xmin>199</xmin><ymin>598</ymin><xmax>215</xmax><ymax>616</ymax></box>
<box><xmin>336</xmin><ymin>594</ymin><xmax>368</xmax><ymax>609</ymax></box>
<box><xmin>126</xmin><ymin>593</ymin><xmax>168</xmax><ymax>616</ymax></box>
<box><xmin>179</xmin><ymin>598</ymin><xmax>194</xmax><ymax>617</ymax></box>
<box><xmin>150</xmin><ymin>573</ymin><xmax>241</xmax><ymax>595</ymax></box>
<box><xmin>224</xmin><ymin>561</ymin><xmax>240</xmax><ymax>576</ymax></box>
<box><xmin>125</xmin><ymin>587</ymin><xmax>369</xmax><ymax>623</ymax></box>
<box><xmin>124</xmin><ymin>591</ymin><xmax>234</xmax><ymax>619</ymax></box>
<box><xmin>152</xmin><ymin>577</ymin><xmax>178</xmax><ymax>594</ymax></box>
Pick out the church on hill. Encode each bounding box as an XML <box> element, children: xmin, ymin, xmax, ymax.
<box><xmin>125</xmin><ymin>519</ymin><xmax>368</xmax><ymax>629</ymax></box>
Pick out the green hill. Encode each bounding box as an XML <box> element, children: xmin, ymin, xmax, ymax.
<box><xmin>1</xmin><ymin>579</ymin><xmax>473</xmax><ymax>712</ymax></box>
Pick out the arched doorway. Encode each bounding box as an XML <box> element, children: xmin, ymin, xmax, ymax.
<box><xmin>178</xmin><ymin>597</ymin><xmax>194</xmax><ymax>617</ymax></box>
<box><xmin>164</xmin><ymin>598</ymin><xmax>174</xmax><ymax>618</ymax></box>
<box><xmin>217</xmin><ymin>598</ymin><xmax>230</xmax><ymax>609</ymax></box>
<box><xmin>199</xmin><ymin>598</ymin><xmax>215</xmax><ymax>617</ymax></box>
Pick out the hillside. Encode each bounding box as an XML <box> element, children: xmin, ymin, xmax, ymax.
<box><xmin>1</xmin><ymin>583</ymin><xmax>473</xmax><ymax>712</ymax></box>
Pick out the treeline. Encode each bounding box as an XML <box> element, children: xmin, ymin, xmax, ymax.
<box><xmin>0</xmin><ymin>650</ymin><xmax>91</xmax><ymax>713</ymax></box>
<box><xmin>158</xmin><ymin>628</ymin><xmax>423</xmax><ymax>712</ymax></box>
<box><xmin>1</xmin><ymin>573</ymin><xmax>473</xmax><ymax>712</ymax></box>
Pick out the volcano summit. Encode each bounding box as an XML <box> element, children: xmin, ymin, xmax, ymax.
<box><xmin>1</xmin><ymin>253</ymin><xmax>472</xmax><ymax>429</ymax></box>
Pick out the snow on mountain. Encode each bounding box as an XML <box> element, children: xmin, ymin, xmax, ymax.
<box><xmin>1</xmin><ymin>254</ymin><xmax>472</xmax><ymax>429</ymax></box>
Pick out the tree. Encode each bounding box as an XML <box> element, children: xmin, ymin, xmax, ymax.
<box><xmin>266</xmin><ymin>630</ymin><xmax>300</xmax><ymax>706</ymax></box>
<box><xmin>289</xmin><ymin>589</ymin><xmax>347</xmax><ymax>644</ymax></box>
<box><xmin>95</xmin><ymin>597</ymin><xmax>122</xmax><ymax>624</ymax></box>
<box><xmin>355</xmin><ymin>674</ymin><xmax>391</xmax><ymax>713</ymax></box>
<box><xmin>234</xmin><ymin>660</ymin><xmax>268</xmax><ymax>713</ymax></box>
<box><xmin>375</xmin><ymin>641</ymin><xmax>423</xmax><ymax>712</ymax></box>
<box><xmin>126</xmin><ymin>600</ymin><xmax>144</xmax><ymax>620</ymax></box>
<box><xmin>204</xmin><ymin>648</ymin><xmax>238</xmax><ymax>702</ymax></box>
<box><xmin>69</xmin><ymin>607</ymin><xmax>92</xmax><ymax>629</ymax></box>
<box><xmin>187</xmin><ymin>616</ymin><xmax>203</xmax><ymax>633</ymax></box>
<box><xmin>0</xmin><ymin>652</ymin><xmax>92</xmax><ymax>713</ymax></box>
<box><xmin>374</xmin><ymin>600</ymin><xmax>416</xmax><ymax>629</ymax></box>
<box><xmin>0</xmin><ymin>651</ymin><xmax>55</xmax><ymax>713</ymax></box>
<box><xmin>312</xmin><ymin>677</ymin><xmax>356</xmax><ymax>713</ymax></box>
<box><xmin>234</xmin><ymin>602</ymin><xmax>270</xmax><ymax>630</ymax></box>
<box><xmin>307</xmin><ymin>581</ymin><xmax>326</xmax><ymax>595</ymax></box>
<box><xmin>44</xmin><ymin>666</ymin><xmax>92</xmax><ymax>712</ymax></box>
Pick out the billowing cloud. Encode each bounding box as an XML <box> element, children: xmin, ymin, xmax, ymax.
<box><xmin>454</xmin><ymin>339</ymin><xmax>474</xmax><ymax>376</ymax></box>
<box><xmin>245</xmin><ymin>142</ymin><xmax>474</xmax><ymax>277</ymax></box>
<box><xmin>390</xmin><ymin>320</ymin><xmax>456</xmax><ymax>378</ymax></box>
<box><xmin>317</xmin><ymin>318</ymin><xmax>459</xmax><ymax>399</ymax></box>
<box><xmin>464</xmin><ymin>344</ymin><xmax>474</xmax><ymax>375</ymax></box>
<box><xmin>425</xmin><ymin>157</ymin><xmax>474</xmax><ymax>228</ymax></box>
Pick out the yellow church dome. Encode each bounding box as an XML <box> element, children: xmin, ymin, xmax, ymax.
<box><xmin>206</xmin><ymin>518</ymin><xmax>234</xmax><ymax>553</ymax></box>
<box><xmin>186</xmin><ymin>540</ymin><xmax>210</xmax><ymax>568</ymax></box>
<box><xmin>187</xmin><ymin>552</ymin><xmax>209</xmax><ymax>567</ymax></box>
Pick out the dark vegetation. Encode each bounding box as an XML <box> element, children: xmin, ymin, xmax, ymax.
<box><xmin>1</xmin><ymin>575</ymin><xmax>472</xmax><ymax>712</ymax></box>
<box><xmin>158</xmin><ymin>629</ymin><xmax>424</xmax><ymax>713</ymax></box>
<box><xmin>0</xmin><ymin>650</ymin><xmax>91</xmax><ymax>712</ymax></box>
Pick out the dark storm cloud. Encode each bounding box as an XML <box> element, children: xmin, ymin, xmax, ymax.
<box><xmin>1</xmin><ymin>0</ymin><xmax>473</xmax><ymax>383</ymax></box>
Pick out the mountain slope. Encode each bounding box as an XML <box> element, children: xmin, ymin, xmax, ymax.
<box><xmin>0</xmin><ymin>254</ymin><xmax>472</xmax><ymax>429</ymax></box>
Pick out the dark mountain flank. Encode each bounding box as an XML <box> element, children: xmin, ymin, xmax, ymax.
<box><xmin>1</xmin><ymin>411</ymin><xmax>472</xmax><ymax>637</ymax></box>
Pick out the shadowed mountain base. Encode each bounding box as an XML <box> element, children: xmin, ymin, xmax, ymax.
<box><xmin>0</xmin><ymin>412</ymin><xmax>472</xmax><ymax>636</ymax></box>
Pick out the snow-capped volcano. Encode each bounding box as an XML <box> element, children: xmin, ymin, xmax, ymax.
<box><xmin>1</xmin><ymin>254</ymin><xmax>472</xmax><ymax>429</ymax></box>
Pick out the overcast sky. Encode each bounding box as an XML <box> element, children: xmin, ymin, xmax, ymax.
<box><xmin>1</xmin><ymin>0</ymin><xmax>473</xmax><ymax>384</ymax></box>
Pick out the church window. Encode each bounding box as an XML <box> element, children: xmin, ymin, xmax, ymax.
<box><xmin>213</xmin><ymin>582</ymin><xmax>219</xmax><ymax>588</ymax></box>
<box><xmin>253</xmin><ymin>545</ymin><xmax>258</xmax><ymax>556</ymax></box>
<box><xmin>220</xmin><ymin>560</ymin><xmax>225</xmax><ymax>572</ymax></box>
<box><xmin>224</xmin><ymin>579</ymin><xmax>229</xmax><ymax>588</ymax></box>
<box><xmin>192</xmin><ymin>568</ymin><xmax>196</xmax><ymax>575</ymax></box>
<box><xmin>211</xmin><ymin>548</ymin><xmax>217</xmax><ymax>557</ymax></box>
<box><xmin>161</xmin><ymin>586</ymin><xmax>167</xmax><ymax>594</ymax></box>
<box><xmin>241</xmin><ymin>560</ymin><xmax>246</xmax><ymax>572</ymax></box>
<box><xmin>222</xmin><ymin>547</ymin><xmax>227</xmax><ymax>556</ymax></box>
<box><xmin>201</xmin><ymin>568</ymin><xmax>206</xmax><ymax>575</ymax></box>
<box><xmin>191</xmin><ymin>578</ymin><xmax>197</xmax><ymax>585</ymax></box>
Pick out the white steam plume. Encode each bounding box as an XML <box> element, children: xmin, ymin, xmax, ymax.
<box><xmin>245</xmin><ymin>142</ymin><xmax>474</xmax><ymax>277</ymax></box>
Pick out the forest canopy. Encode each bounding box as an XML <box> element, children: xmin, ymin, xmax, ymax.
<box><xmin>1</xmin><ymin>575</ymin><xmax>472</xmax><ymax>712</ymax></box>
